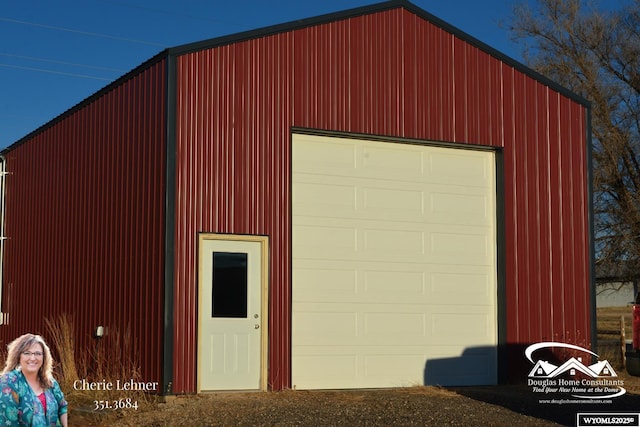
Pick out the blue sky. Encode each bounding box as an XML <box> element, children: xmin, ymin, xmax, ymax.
<box><xmin>0</xmin><ymin>0</ymin><xmax>621</xmax><ymax>149</ymax></box>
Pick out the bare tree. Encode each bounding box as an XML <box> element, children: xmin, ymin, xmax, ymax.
<box><xmin>509</xmin><ymin>0</ymin><xmax>640</xmax><ymax>279</ymax></box>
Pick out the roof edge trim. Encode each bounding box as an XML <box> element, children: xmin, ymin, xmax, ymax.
<box><xmin>400</xmin><ymin>2</ymin><xmax>590</xmax><ymax>107</ymax></box>
<box><xmin>1</xmin><ymin>50</ymin><xmax>170</xmax><ymax>154</ymax></box>
<box><xmin>168</xmin><ymin>0</ymin><xmax>406</xmax><ymax>56</ymax></box>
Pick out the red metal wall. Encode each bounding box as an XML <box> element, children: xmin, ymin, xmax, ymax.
<box><xmin>1</xmin><ymin>59</ymin><xmax>167</xmax><ymax>384</ymax></box>
<box><xmin>172</xmin><ymin>7</ymin><xmax>591</xmax><ymax>391</ymax></box>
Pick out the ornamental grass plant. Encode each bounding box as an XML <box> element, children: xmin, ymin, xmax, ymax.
<box><xmin>45</xmin><ymin>314</ymin><xmax>155</xmax><ymax>420</ymax></box>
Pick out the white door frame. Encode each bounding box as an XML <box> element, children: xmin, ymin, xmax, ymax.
<box><xmin>197</xmin><ymin>233</ymin><xmax>269</xmax><ymax>391</ymax></box>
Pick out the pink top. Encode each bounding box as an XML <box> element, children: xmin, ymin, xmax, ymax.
<box><xmin>37</xmin><ymin>392</ymin><xmax>46</xmax><ymax>414</ymax></box>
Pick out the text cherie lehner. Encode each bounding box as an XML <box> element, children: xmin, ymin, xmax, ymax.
<box><xmin>73</xmin><ymin>379</ymin><xmax>159</xmax><ymax>391</ymax></box>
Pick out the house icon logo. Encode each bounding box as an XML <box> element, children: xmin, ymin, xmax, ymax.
<box><xmin>525</xmin><ymin>342</ymin><xmax>625</xmax><ymax>400</ymax></box>
<box><xmin>527</xmin><ymin>355</ymin><xmax>617</xmax><ymax>379</ymax></box>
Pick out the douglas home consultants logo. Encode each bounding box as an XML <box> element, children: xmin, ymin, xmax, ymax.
<box><xmin>525</xmin><ymin>342</ymin><xmax>626</xmax><ymax>401</ymax></box>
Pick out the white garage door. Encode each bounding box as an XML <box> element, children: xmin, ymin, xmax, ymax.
<box><xmin>291</xmin><ymin>133</ymin><xmax>497</xmax><ymax>389</ymax></box>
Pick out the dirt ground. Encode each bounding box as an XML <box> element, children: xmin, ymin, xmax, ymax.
<box><xmin>68</xmin><ymin>376</ymin><xmax>640</xmax><ymax>427</ymax></box>
<box><xmin>68</xmin><ymin>307</ymin><xmax>640</xmax><ymax>426</ymax></box>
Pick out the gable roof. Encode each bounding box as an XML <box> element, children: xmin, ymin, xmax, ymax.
<box><xmin>589</xmin><ymin>360</ymin><xmax>617</xmax><ymax>377</ymax></box>
<box><xmin>528</xmin><ymin>360</ymin><xmax>558</xmax><ymax>377</ymax></box>
<box><xmin>3</xmin><ymin>0</ymin><xmax>589</xmax><ymax>153</ymax></box>
<box><xmin>552</xmin><ymin>357</ymin><xmax>599</xmax><ymax>378</ymax></box>
<box><xmin>167</xmin><ymin>0</ymin><xmax>588</xmax><ymax>106</ymax></box>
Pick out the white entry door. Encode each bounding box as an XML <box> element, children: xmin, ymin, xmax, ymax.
<box><xmin>198</xmin><ymin>234</ymin><xmax>268</xmax><ymax>391</ymax></box>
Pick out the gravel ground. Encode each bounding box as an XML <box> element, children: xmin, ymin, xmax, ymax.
<box><xmin>68</xmin><ymin>385</ymin><xmax>640</xmax><ymax>427</ymax></box>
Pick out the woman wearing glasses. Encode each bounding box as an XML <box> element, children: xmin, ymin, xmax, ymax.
<box><xmin>0</xmin><ymin>333</ymin><xmax>68</xmax><ymax>426</ymax></box>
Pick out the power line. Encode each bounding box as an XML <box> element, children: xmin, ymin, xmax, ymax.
<box><xmin>0</xmin><ymin>63</ymin><xmax>112</xmax><ymax>81</ymax></box>
<box><xmin>0</xmin><ymin>53</ymin><xmax>127</xmax><ymax>73</ymax></box>
<box><xmin>96</xmin><ymin>0</ymin><xmax>246</xmax><ymax>28</ymax></box>
<box><xmin>0</xmin><ymin>17</ymin><xmax>166</xmax><ymax>47</ymax></box>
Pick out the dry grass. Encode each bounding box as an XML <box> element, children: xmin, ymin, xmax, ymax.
<box><xmin>404</xmin><ymin>385</ymin><xmax>459</xmax><ymax>397</ymax></box>
<box><xmin>45</xmin><ymin>313</ymin><xmax>79</xmax><ymax>391</ymax></box>
<box><xmin>44</xmin><ymin>314</ymin><xmax>155</xmax><ymax>411</ymax></box>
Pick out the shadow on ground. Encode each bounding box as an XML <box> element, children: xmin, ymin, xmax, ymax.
<box><xmin>425</xmin><ymin>342</ymin><xmax>640</xmax><ymax>426</ymax></box>
<box><xmin>448</xmin><ymin>385</ymin><xmax>640</xmax><ymax>426</ymax></box>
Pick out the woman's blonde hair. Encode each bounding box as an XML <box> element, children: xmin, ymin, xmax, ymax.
<box><xmin>2</xmin><ymin>333</ymin><xmax>54</xmax><ymax>389</ymax></box>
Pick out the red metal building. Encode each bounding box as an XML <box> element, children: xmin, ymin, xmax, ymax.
<box><xmin>0</xmin><ymin>0</ymin><xmax>593</xmax><ymax>393</ymax></box>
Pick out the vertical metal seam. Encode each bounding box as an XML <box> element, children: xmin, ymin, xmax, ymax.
<box><xmin>163</xmin><ymin>51</ymin><xmax>177</xmax><ymax>395</ymax></box>
<box><xmin>585</xmin><ymin>106</ymin><xmax>597</xmax><ymax>353</ymax></box>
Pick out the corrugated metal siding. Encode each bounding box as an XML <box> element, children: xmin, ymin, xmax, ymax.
<box><xmin>173</xmin><ymin>7</ymin><xmax>591</xmax><ymax>391</ymax></box>
<box><xmin>173</xmin><ymin>37</ymin><xmax>294</xmax><ymax>392</ymax></box>
<box><xmin>1</xmin><ymin>59</ymin><xmax>167</xmax><ymax>384</ymax></box>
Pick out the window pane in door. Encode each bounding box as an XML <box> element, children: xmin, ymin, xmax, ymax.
<box><xmin>212</xmin><ymin>252</ymin><xmax>248</xmax><ymax>318</ymax></box>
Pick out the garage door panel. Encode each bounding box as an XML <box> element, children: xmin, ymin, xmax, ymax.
<box><xmin>293</xmin><ymin>354</ymin><xmax>358</xmax><ymax>389</ymax></box>
<box><xmin>296</xmin><ymin>304</ymin><xmax>495</xmax><ymax>347</ymax></box>
<box><xmin>429</xmin><ymin>230</ymin><xmax>494</xmax><ymax>264</ymax></box>
<box><xmin>363</xmin><ymin>228</ymin><xmax>425</xmax><ymax>258</ymax></box>
<box><xmin>293</xmin><ymin>176</ymin><xmax>492</xmax><ymax>227</ymax></box>
<box><xmin>295</xmin><ymin>222</ymin><xmax>428</xmax><ymax>264</ymax></box>
<box><xmin>363</xmin><ymin>311</ymin><xmax>426</xmax><ymax>342</ymax></box>
<box><xmin>430</xmin><ymin>312</ymin><xmax>495</xmax><ymax>345</ymax></box>
<box><xmin>424</xmin><ymin>346</ymin><xmax>496</xmax><ymax>386</ymax></box>
<box><xmin>294</xmin><ymin>346</ymin><xmax>497</xmax><ymax>389</ymax></box>
<box><xmin>293</xmin><ymin>135</ymin><xmax>493</xmax><ymax>185</ymax></box>
<box><xmin>363</xmin><ymin>354</ymin><xmax>429</xmax><ymax>384</ymax></box>
<box><xmin>294</xmin><ymin>273</ymin><xmax>426</xmax><ymax>304</ymax></box>
<box><xmin>294</xmin><ymin>224</ymin><xmax>357</xmax><ymax>258</ymax></box>
<box><xmin>428</xmin><ymin>150</ymin><xmax>493</xmax><ymax>187</ymax></box>
<box><xmin>430</xmin><ymin>270</ymin><xmax>494</xmax><ymax>305</ymax></box>
<box><xmin>429</xmin><ymin>191</ymin><xmax>492</xmax><ymax>224</ymax></box>
<box><xmin>363</xmin><ymin>270</ymin><xmax>425</xmax><ymax>296</ymax></box>
<box><xmin>292</xmin><ymin>134</ymin><xmax>497</xmax><ymax>389</ymax></box>
<box><xmin>293</xmin><ymin>305</ymin><xmax>496</xmax><ymax>345</ymax></box>
<box><xmin>363</xmin><ymin>186</ymin><xmax>424</xmax><ymax>216</ymax></box>
<box><xmin>294</xmin><ymin>267</ymin><xmax>358</xmax><ymax>297</ymax></box>
<box><xmin>293</xmin><ymin>181</ymin><xmax>357</xmax><ymax>213</ymax></box>
<box><xmin>293</xmin><ymin>347</ymin><xmax>427</xmax><ymax>389</ymax></box>
<box><xmin>293</xmin><ymin>310</ymin><xmax>358</xmax><ymax>345</ymax></box>
<box><xmin>295</xmin><ymin>219</ymin><xmax>494</xmax><ymax>265</ymax></box>
<box><xmin>292</xmin><ymin>138</ymin><xmax>356</xmax><ymax>172</ymax></box>
<box><xmin>293</xmin><ymin>267</ymin><xmax>428</xmax><ymax>302</ymax></box>
<box><xmin>294</xmin><ymin>263</ymin><xmax>494</xmax><ymax>305</ymax></box>
<box><xmin>361</xmin><ymin>143</ymin><xmax>425</xmax><ymax>178</ymax></box>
